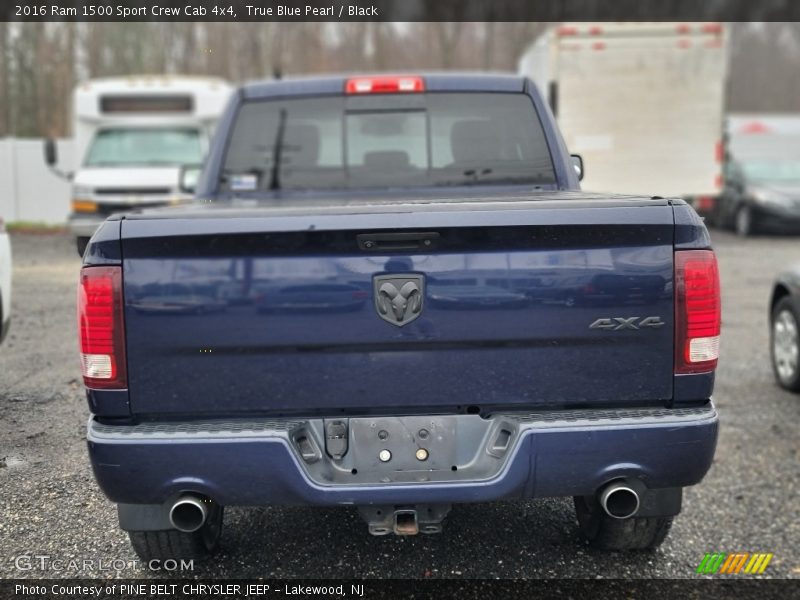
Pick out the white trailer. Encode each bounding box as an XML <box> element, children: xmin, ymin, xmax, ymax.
<box><xmin>45</xmin><ymin>76</ymin><xmax>232</xmax><ymax>254</ymax></box>
<box><xmin>519</xmin><ymin>22</ymin><xmax>729</xmax><ymax>211</ymax></box>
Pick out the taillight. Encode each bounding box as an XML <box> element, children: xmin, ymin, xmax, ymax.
<box><xmin>695</xmin><ymin>196</ymin><xmax>716</xmax><ymax>212</ymax></box>
<box><xmin>675</xmin><ymin>250</ymin><xmax>721</xmax><ymax>374</ymax></box>
<box><xmin>345</xmin><ymin>76</ymin><xmax>424</xmax><ymax>94</ymax></box>
<box><xmin>78</xmin><ymin>266</ymin><xmax>127</xmax><ymax>389</ymax></box>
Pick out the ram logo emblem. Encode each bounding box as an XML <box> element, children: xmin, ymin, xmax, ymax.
<box><xmin>374</xmin><ymin>274</ymin><xmax>424</xmax><ymax>326</ymax></box>
<box><xmin>590</xmin><ymin>316</ymin><xmax>665</xmax><ymax>331</ymax></box>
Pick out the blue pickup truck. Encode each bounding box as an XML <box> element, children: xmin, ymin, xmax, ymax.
<box><xmin>78</xmin><ymin>74</ymin><xmax>721</xmax><ymax>561</ymax></box>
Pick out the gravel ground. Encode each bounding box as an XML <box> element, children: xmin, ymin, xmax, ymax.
<box><xmin>0</xmin><ymin>230</ymin><xmax>798</xmax><ymax>580</ymax></box>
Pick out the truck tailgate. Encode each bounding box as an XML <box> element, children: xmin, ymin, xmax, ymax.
<box><xmin>120</xmin><ymin>197</ymin><xmax>675</xmax><ymax>417</ymax></box>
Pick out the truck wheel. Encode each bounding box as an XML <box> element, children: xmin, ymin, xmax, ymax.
<box><xmin>573</xmin><ymin>496</ymin><xmax>673</xmax><ymax>550</ymax></box>
<box><xmin>734</xmin><ymin>205</ymin><xmax>754</xmax><ymax>237</ymax></box>
<box><xmin>771</xmin><ymin>297</ymin><xmax>800</xmax><ymax>392</ymax></box>
<box><xmin>76</xmin><ymin>237</ymin><xmax>90</xmax><ymax>257</ymax></box>
<box><xmin>127</xmin><ymin>504</ymin><xmax>224</xmax><ymax>561</ymax></box>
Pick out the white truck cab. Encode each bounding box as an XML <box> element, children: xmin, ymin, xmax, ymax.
<box><xmin>45</xmin><ymin>76</ymin><xmax>232</xmax><ymax>255</ymax></box>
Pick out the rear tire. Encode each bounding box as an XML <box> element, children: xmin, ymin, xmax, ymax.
<box><xmin>734</xmin><ymin>205</ymin><xmax>755</xmax><ymax>237</ymax></box>
<box><xmin>128</xmin><ymin>504</ymin><xmax>224</xmax><ymax>561</ymax></box>
<box><xmin>771</xmin><ymin>297</ymin><xmax>800</xmax><ymax>392</ymax></box>
<box><xmin>573</xmin><ymin>496</ymin><xmax>673</xmax><ymax>551</ymax></box>
<box><xmin>76</xmin><ymin>237</ymin><xmax>90</xmax><ymax>257</ymax></box>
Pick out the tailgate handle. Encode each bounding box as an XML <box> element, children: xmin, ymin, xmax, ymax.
<box><xmin>357</xmin><ymin>232</ymin><xmax>440</xmax><ymax>252</ymax></box>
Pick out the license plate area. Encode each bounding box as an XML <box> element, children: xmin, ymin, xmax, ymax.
<box><xmin>350</xmin><ymin>416</ymin><xmax>457</xmax><ymax>475</ymax></box>
<box><xmin>291</xmin><ymin>414</ymin><xmax>518</xmax><ymax>485</ymax></box>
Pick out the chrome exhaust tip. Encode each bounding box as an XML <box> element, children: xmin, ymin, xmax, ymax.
<box><xmin>169</xmin><ymin>495</ymin><xmax>209</xmax><ymax>533</ymax></box>
<box><xmin>599</xmin><ymin>482</ymin><xmax>640</xmax><ymax>519</ymax></box>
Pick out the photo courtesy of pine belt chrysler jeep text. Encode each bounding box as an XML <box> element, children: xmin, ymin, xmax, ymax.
<box><xmin>78</xmin><ymin>74</ymin><xmax>721</xmax><ymax>561</ymax></box>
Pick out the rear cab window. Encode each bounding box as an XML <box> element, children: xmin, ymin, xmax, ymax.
<box><xmin>221</xmin><ymin>92</ymin><xmax>556</xmax><ymax>192</ymax></box>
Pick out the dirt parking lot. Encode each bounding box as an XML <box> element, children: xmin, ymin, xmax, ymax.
<box><xmin>0</xmin><ymin>230</ymin><xmax>798</xmax><ymax>579</ymax></box>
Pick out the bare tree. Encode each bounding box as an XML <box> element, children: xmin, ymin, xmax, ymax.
<box><xmin>4</xmin><ymin>21</ymin><xmax>800</xmax><ymax>138</ymax></box>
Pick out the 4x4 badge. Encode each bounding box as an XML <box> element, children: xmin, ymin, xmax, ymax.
<box><xmin>589</xmin><ymin>316</ymin><xmax>665</xmax><ymax>331</ymax></box>
<box><xmin>373</xmin><ymin>274</ymin><xmax>424</xmax><ymax>327</ymax></box>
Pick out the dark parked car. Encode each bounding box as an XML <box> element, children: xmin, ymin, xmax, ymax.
<box><xmin>770</xmin><ymin>270</ymin><xmax>800</xmax><ymax>391</ymax></box>
<box><xmin>714</xmin><ymin>158</ymin><xmax>800</xmax><ymax>236</ymax></box>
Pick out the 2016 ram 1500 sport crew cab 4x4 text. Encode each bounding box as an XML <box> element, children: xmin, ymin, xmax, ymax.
<box><xmin>79</xmin><ymin>74</ymin><xmax>720</xmax><ymax>561</ymax></box>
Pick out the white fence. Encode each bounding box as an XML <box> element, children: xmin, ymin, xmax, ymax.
<box><xmin>0</xmin><ymin>138</ymin><xmax>74</xmax><ymax>225</ymax></box>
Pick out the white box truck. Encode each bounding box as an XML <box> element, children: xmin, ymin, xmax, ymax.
<box><xmin>44</xmin><ymin>76</ymin><xmax>232</xmax><ymax>255</ymax></box>
<box><xmin>519</xmin><ymin>22</ymin><xmax>729</xmax><ymax>214</ymax></box>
